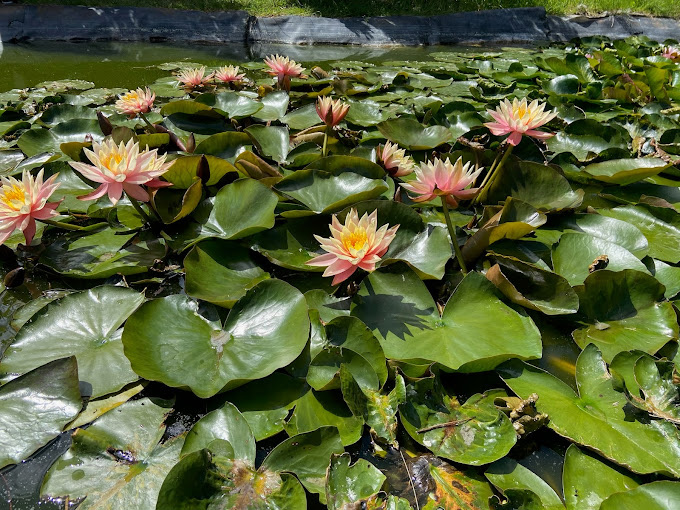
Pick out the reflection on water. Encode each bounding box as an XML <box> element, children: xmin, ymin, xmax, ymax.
<box><xmin>0</xmin><ymin>40</ymin><xmax>516</xmax><ymax>91</ymax></box>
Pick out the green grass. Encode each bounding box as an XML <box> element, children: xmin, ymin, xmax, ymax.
<box><xmin>21</xmin><ymin>0</ymin><xmax>680</xmax><ymax>19</ymax></box>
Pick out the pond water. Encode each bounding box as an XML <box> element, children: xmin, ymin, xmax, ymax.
<box><xmin>0</xmin><ymin>41</ymin><xmax>490</xmax><ymax>91</ymax></box>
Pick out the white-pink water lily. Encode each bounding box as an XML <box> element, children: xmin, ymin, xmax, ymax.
<box><xmin>115</xmin><ymin>87</ymin><xmax>155</xmax><ymax>117</ymax></box>
<box><xmin>401</xmin><ymin>156</ymin><xmax>482</xmax><ymax>208</ymax></box>
<box><xmin>263</xmin><ymin>55</ymin><xmax>306</xmax><ymax>88</ymax></box>
<box><xmin>214</xmin><ymin>65</ymin><xmax>246</xmax><ymax>83</ymax></box>
<box><xmin>307</xmin><ymin>209</ymin><xmax>399</xmax><ymax>285</ymax></box>
<box><xmin>484</xmin><ymin>98</ymin><xmax>558</xmax><ymax>146</ymax></box>
<box><xmin>69</xmin><ymin>139</ymin><xmax>174</xmax><ymax>205</ymax></box>
<box><xmin>0</xmin><ymin>169</ymin><xmax>60</xmax><ymax>245</ymax></box>
<box><xmin>377</xmin><ymin>141</ymin><xmax>415</xmax><ymax>177</ymax></box>
<box><xmin>662</xmin><ymin>46</ymin><xmax>680</xmax><ymax>60</ymax></box>
<box><xmin>316</xmin><ymin>96</ymin><xmax>350</xmax><ymax>127</ymax></box>
<box><xmin>176</xmin><ymin>67</ymin><xmax>213</xmax><ymax>89</ymax></box>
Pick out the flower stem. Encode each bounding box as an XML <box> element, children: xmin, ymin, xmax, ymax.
<box><xmin>139</xmin><ymin>112</ymin><xmax>155</xmax><ymax>131</ymax></box>
<box><xmin>127</xmin><ymin>196</ymin><xmax>154</xmax><ymax>225</ymax></box>
<box><xmin>322</xmin><ymin>127</ymin><xmax>329</xmax><ymax>157</ymax></box>
<box><xmin>474</xmin><ymin>144</ymin><xmax>514</xmax><ymax>205</ymax></box>
<box><xmin>38</xmin><ymin>218</ymin><xmax>106</xmax><ymax>231</ymax></box>
<box><xmin>441</xmin><ymin>197</ymin><xmax>467</xmax><ymax>274</ymax></box>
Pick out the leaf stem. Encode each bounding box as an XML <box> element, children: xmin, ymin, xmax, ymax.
<box><xmin>441</xmin><ymin>196</ymin><xmax>467</xmax><ymax>274</ymax></box>
<box><xmin>417</xmin><ymin>418</ymin><xmax>473</xmax><ymax>434</ymax></box>
<box><xmin>38</xmin><ymin>218</ymin><xmax>106</xmax><ymax>232</ymax></box>
<box><xmin>474</xmin><ymin>144</ymin><xmax>514</xmax><ymax>205</ymax></box>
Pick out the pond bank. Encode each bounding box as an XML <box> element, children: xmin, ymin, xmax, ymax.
<box><xmin>1</xmin><ymin>5</ymin><xmax>679</xmax><ymax>45</ymax></box>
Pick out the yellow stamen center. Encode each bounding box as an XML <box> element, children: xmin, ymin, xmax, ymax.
<box><xmin>513</xmin><ymin>104</ymin><xmax>536</xmax><ymax>123</ymax></box>
<box><xmin>1</xmin><ymin>184</ymin><xmax>27</xmax><ymax>210</ymax></box>
<box><xmin>100</xmin><ymin>152</ymin><xmax>125</xmax><ymax>173</ymax></box>
<box><xmin>342</xmin><ymin>229</ymin><xmax>367</xmax><ymax>252</ymax></box>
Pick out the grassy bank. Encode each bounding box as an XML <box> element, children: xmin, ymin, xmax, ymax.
<box><xmin>19</xmin><ymin>0</ymin><xmax>680</xmax><ymax>19</ymax></box>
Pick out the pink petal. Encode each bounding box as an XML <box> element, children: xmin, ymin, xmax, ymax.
<box><xmin>78</xmin><ymin>184</ymin><xmax>109</xmax><ymax>202</ymax></box>
<box><xmin>524</xmin><ymin>129</ymin><xmax>554</xmax><ymax>140</ymax></box>
<box><xmin>331</xmin><ymin>266</ymin><xmax>358</xmax><ymax>285</ymax></box>
<box><xmin>123</xmin><ymin>183</ymin><xmax>150</xmax><ymax>202</ymax></box>
<box><xmin>323</xmin><ymin>259</ymin><xmax>355</xmax><ymax>277</ymax></box>
<box><xmin>107</xmin><ymin>183</ymin><xmax>124</xmax><ymax>204</ymax></box>
<box><xmin>507</xmin><ymin>131</ymin><xmax>523</xmax><ymax>146</ymax></box>
<box><xmin>306</xmin><ymin>252</ymin><xmax>338</xmax><ymax>267</ymax></box>
<box><xmin>23</xmin><ymin>218</ymin><xmax>36</xmax><ymax>245</ymax></box>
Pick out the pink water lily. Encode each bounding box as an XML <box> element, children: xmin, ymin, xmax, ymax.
<box><xmin>662</xmin><ymin>46</ymin><xmax>680</xmax><ymax>60</ymax></box>
<box><xmin>264</xmin><ymin>55</ymin><xmax>306</xmax><ymax>89</ymax></box>
<box><xmin>316</xmin><ymin>96</ymin><xmax>350</xmax><ymax>127</ymax></box>
<box><xmin>115</xmin><ymin>87</ymin><xmax>155</xmax><ymax>117</ymax></box>
<box><xmin>176</xmin><ymin>67</ymin><xmax>213</xmax><ymax>89</ymax></box>
<box><xmin>0</xmin><ymin>169</ymin><xmax>60</xmax><ymax>245</ymax></box>
<box><xmin>484</xmin><ymin>98</ymin><xmax>558</xmax><ymax>146</ymax></box>
<box><xmin>307</xmin><ymin>209</ymin><xmax>399</xmax><ymax>285</ymax></box>
<box><xmin>214</xmin><ymin>65</ymin><xmax>245</xmax><ymax>83</ymax></box>
<box><xmin>69</xmin><ymin>139</ymin><xmax>174</xmax><ymax>205</ymax></box>
<box><xmin>377</xmin><ymin>141</ymin><xmax>415</xmax><ymax>177</ymax></box>
<box><xmin>401</xmin><ymin>156</ymin><xmax>482</xmax><ymax>208</ymax></box>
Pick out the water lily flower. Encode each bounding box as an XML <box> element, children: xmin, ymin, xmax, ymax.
<box><xmin>214</xmin><ymin>65</ymin><xmax>245</xmax><ymax>84</ymax></box>
<box><xmin>484</xmin><ymin>98</ymin><xmax>558</xmax><ymax>146</ymax></box>
<box><xmin>69</xmin><ymin>139</ymin><xmax>174</xmax><ymax>205</ymax></box>
<box><xmin>114</xmin><ymin>87</ymin><xmax>155</xmax><ymax>117</ymax></box>
<box><xmin>401</xmin><ymin>156</ymin><xmax>482</xmax><ymax>208</ymax></box>
<box><xmin>377</xmin><ymin>141</ymin><xmax>415</xmax><ymax>177</ymax></box>
<box><xmin>662</xmin><ymin>46</ymin><xmax>680</xmax><ymax>60</ymax></box>
<box><xmin>263</xmin><ymin>55</ymin><xmax>306</xmax><ymax>89</ymax></box>
<box><xmin>307</xmin><ymin>209</ymin><xmax>399</xmax><ymax>285</ymax></box>
<box><xmin>176</xmin><ymin>67</ymin><xmax>212</xmax><ymax>89</ymax></box>
<box><xmin>0</xmin><ymin>169</ymin><xmax>60</xmax><ymax>245</ymax></box>
<box><xmin>316</xmin><ymin>96</ymin><xmax>350</xmax><ymax>127</ymax></box>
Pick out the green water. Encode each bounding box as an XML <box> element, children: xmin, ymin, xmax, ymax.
<box><xmin>0</xmin><ymin>41</ymin><xmax>497</xmax><ymax>91</ymax></box>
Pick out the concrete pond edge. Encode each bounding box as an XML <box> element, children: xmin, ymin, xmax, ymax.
<box><xmin>0</xmin><ymin>5</ymin><xmax>679</xmax><ymax>46</ymax></box>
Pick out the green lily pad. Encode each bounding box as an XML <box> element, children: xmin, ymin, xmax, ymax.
<box><xmin>351</xmin><ymin>265</ymin><xmax>541</xmax><ymax>372</ymax></box>
<box><xmin>40</xmin><ymin>104</ymin><xmax>97</xmax><ymax>127</ymax></box>
<box><xmin>196</xmin><ymin>91</ymin><xmax>263</xmax><ymax>119</ymax></box>
<box><xmin>42</xmin><ymin>398</ymin><xmax>183</xmax><ymax>510</ymax></box>
<box><xmin>181</xmin><ymin>402</ymin><xmax>256</xmax><ymax>462</ymax></box>
<box><xmin>563</xmin><ymin>444</ymin><xmax>640</xmax><ymax>510</ymax></box>
<box><xmin>275</xmin><ymin>156</ymin><xmax>388</xmax><ymax>214</ymax></box>
<box><xmin>487</xmin><ymin>254</ymin><xmax>579</xmax><ymax>315</ymax></box>
<box><xmin>400</xmin><ymin>377</ymin><xmax>516</xmax><ymax>465</ymax></box>
<box><xmin>486</xmin><ymin>159</ymin><xmax>584</xmax><ymax>211</ymax></box>
<box><xmin>572</xmin><ymin>270</ymin><xmax>678</xmax><ymax>362</ymax></box>
<box><xmin>499</xmin><ymin>344</ymin><xmax>680</xmax><ymax>478</ymax></box>
<box><xmin>377</xmin><ymin>117</ymin><xmax>452</xmax><ymax>150</ymax></box>
<box><xmin>552</xmin><ymin>232</ymin><xmax>649</xmax><ymax>286</ymax></box>
<box><xmin>600</xmin><ymin>481</ymin><xmax>680</xmax><ymax>510</ymax></box>
<box><xmin>40</xmin><ymin>229</ymin><xmax>166</xmax><ymax>279</ymax></box>
<box><xmin>583</xmin><ymin>158</ymin><xmax>670</xmax><ymax>185</ymax></box>
<box><xmin>1</xmin><ymin>287</ymin><xmax>144</xmax><ymax>398</ymax></box>
<box><xmin>184</xmin><ymin>240</ymin><xmax>270</xmax><ymax>308</ymax></box>
<box><xmin>326</xmin><ymin>454</ymin><xmax>386</xmax><ymax>510</ymax></box>
<box><xmin>122</xmin><ymin>279</ymin><xmax>309</xmax><ymax>398</ymax></box>
<box><xmin>485</xmin><ymin>457</ymin><xmax>565</xmax><ymax>510</ymax></box>
<box><xmin>17</xmin><ymin>119</ymin><xmax>104</xmax><ymax>158</ymax></box>
<box><xmin>162</xmin><ymin>154</ymin><xmax>239</xmax><ymax>188</ymax></box>
<box><xmin>0</xmin><ymin>357</ymin><xmax>81</xmax><ymax>469</ymax></box>
<box><xmin>194</xmin><ymin>131</ymin><xmax>252</xmax><ymax>161</ymax></box>
<box><xmin>253</xmin><ymin>91</ymin><xmax>290</xmax><ymax>122</ymax></box>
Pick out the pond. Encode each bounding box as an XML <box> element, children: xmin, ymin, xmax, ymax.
<box><xmin>1</xmin><ymin>35</ymin><xmax>680</xmax><ymax>510</ymax></box>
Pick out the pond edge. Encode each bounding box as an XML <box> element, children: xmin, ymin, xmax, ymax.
<box><xmin>0</xmin><ymin>5</ymin><xmax>679</xmax><ymax>46</ymax></box>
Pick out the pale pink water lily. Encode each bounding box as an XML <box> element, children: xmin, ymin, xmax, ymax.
<box><xmin>401</xmin><ymin>156</ymin><xmax>482</xmax><ymax>208</ymax></box>
<box><xmin>376</xmin><ymin>141</ymin><xmax>415</xmax><ymax>177</ymax></box>
<box><xmin>263</xmin><ymin>55</ymin><xmax>306</xmax><ymax>88</ymax></box>
<box><xmin>316</xmin><ymin>96</ymin><xmax>350</xmax><ymax>127</ymax></box>
<box><xmin>307</xmin><ymin>209</ymin><xmax>399</xmax><ymax>285</ymax></box>
<box><xmin>214</xmin><ymin>65</ymin><xmax>245</xmax><ymax>83</ymax></box>
<box><xmin>69</xmin><ymin>139</ymin><xmax>174</xmax><ymax>205</ymax></box>
<box><xmin>662</xmin><ymin>46</ymin><xmax>680</xmax><ymax>60</ymax></box>
<box><xmin>484</xmin><ymin>98</ymin><xmax>558</xmax><ymax>146</ymax></box>
<box><xmin>115</xmin><ymin>87</ymin><xmax>155</xmax><ymax>117</ymax></box>
<box><xmin>0</xmin><ymin>169</ymin><xmax>60</xmax><ymax>245</ymax></box>
<box><xmin>176</xmin><ymin>67</ymin><xmax>213</xmax><ymax>89</ymax></box>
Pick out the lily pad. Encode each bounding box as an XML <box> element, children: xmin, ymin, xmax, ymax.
<box><xmin>0</xmin><ymin>357</ymin><xmax>81</xmax><ymax>469</ymax></box>
<box><xmin>499</xmin><ymin>344</ymin><xmax>680</xmax><ymax>478</ymax></box>
<box><xmin>351</xmin><ymin>265</ymin><xmax>541</xmax><ymax>372</ymax></box>
<box><xmin>1</xmin><ymin>287</ymin><xmax>144</xmax><ymax>398</ymax></box>
<box><xmin>122</xmin><ymin>279</ymin><xmax>310</xmax><ymax>398</ymax></box>
<box><xmin>377</xmin><ymin>118</ymin><xmax>452</xmax><ymax>150</ymax></box>
<box><xmin>583</xmin><ymin>158</ymin><xmax>670</xmax><ymax>185</ymax></box>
